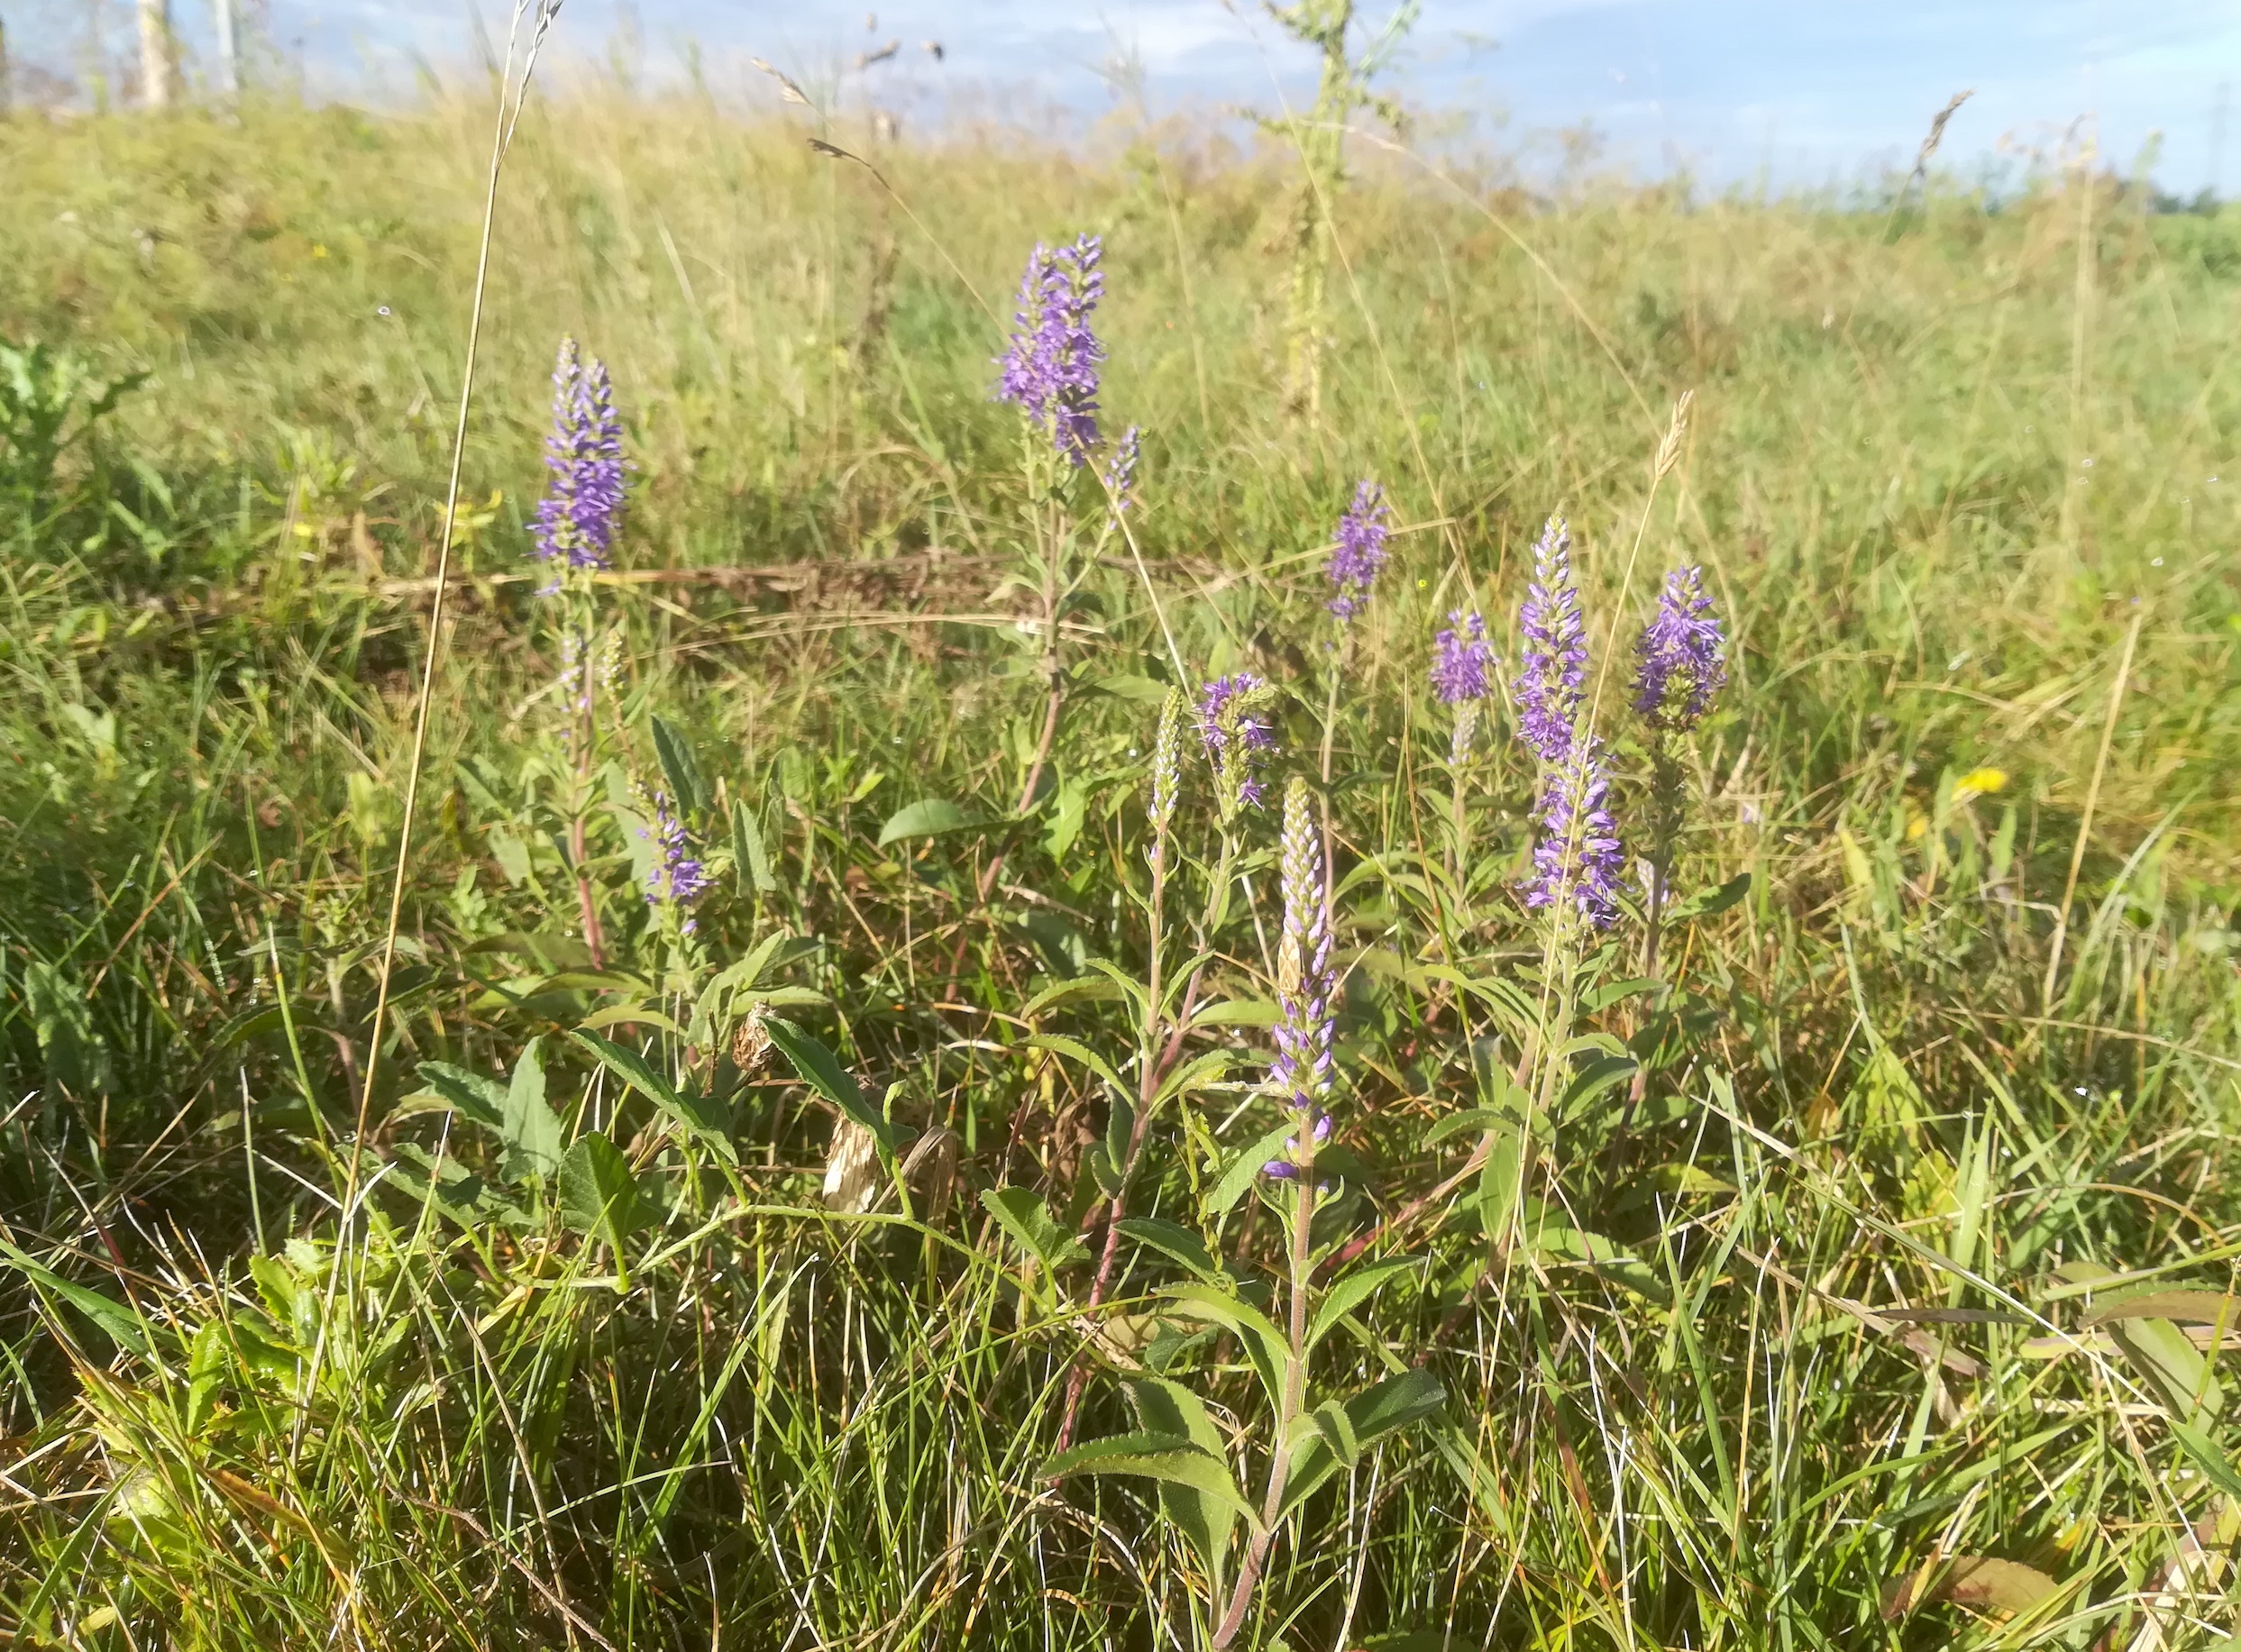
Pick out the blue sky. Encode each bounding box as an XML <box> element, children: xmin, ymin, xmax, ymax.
<box><xmin>28</xmin><ymin>1</ymin><xmax>2241</xmax><ymax>193</ymax></box>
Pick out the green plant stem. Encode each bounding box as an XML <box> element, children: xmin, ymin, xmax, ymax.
<box><xmin>1212</xmin><ymin>1169</ymin><xmax>1317</xmax><ymax>1649</ymax></box>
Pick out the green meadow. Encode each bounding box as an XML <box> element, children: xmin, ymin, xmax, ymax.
<box><xmin>3</xmin><ymin>76</ymin><xmax>2241</xmax><ymax>1649</ymax></box>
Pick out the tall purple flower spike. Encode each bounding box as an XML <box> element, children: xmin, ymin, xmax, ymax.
<box><xmin>1324</xmin><ymin>479</ymin><xmax>1390</xmax><ymax>620</ymax></box>
<box><xmin>533</xmin><ymin>338</ymin><xmax>627</xmax><ymax>576</ymax></box>
<box><xmin>995</xmin><ymin>235</ymin><xmax>1106</xmax><ymax>467</ymax></box>
<box><xmin>1633</xmin><ymin>564</ymin><xmax>1726</xmax><ymax>732</ymax></box>
<box><xmin>1512</xmin><ymin>511</ymin><xmax>1624</xmax><ymax>928</ymax></box>
<box><xmin>1515</xmin><ymin>515</ymin><xmax>1586</xmax><ymax>763</ymax></box>
<box><xmin>1266</xmin><ymin>776</ymin><xmax>1337</xmax><ymax>1180</ymax></box>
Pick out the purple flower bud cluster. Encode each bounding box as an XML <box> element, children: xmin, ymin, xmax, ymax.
<box><xmin>1515</xmin><ymin>515</ymin><xmax>1587</xmax><ymax>763</ymax></box>
<box><xmin>995</xmin><ymin>235</ymin><xmax>1105</xmax><ymax>467</ymax></box>
<box><xmin>1266</xmin><ymin>777</ymin><xmax>1337</xmax><ymax>1179</ymax></box>
<box><xmin>641</xmin><ymin>790</ymin><xmax>710</xmax><ymax>933</ymax></box>
<box><xmin>1148</xmin><ymin>689</ymin><xmax>1185</xmax><ymax>850</ymax></box>
<box><xmin>533</xmin><ymin>338</ymin><xmax>627</xmax><ymax>576</ymax></box>
<box><xmin>1102</xmin><ymin>425</ymin><xmax>1141</xmax><ymax>525</ymax></box>
<box><xmin>1524</xmin><ymin>738</ymin><xmax>1624</xmax><ymax>930</ymax></box>
<box><xmin>1512</xmin><ymin>512</ymin><xmax>1624</xmax><ymax>927</ymax></box>
<box><xmin>1633</xmin><ymin>564</ymin><xmax>1726</xmax><ymax>733</ymax></box>
<box><xmin>1199</xmin><ymin>672</ymin><xmax>1276</xmax><ymax>815</ymax></box>
<box><xmin>1324</xmin><ymin>479</ymin><xmax>1390</xmax><ymax>620</ymax></box>
<box><xmin>1431</xmin><ymin>610</ymin><xmax>1495</xmax><ymax>706</ymax></box>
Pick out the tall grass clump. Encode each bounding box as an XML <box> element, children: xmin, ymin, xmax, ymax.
<box><xmin>2</xmin><ymin>52</ymin><xmax>2241</xmax><ymax>1652</ymax></box>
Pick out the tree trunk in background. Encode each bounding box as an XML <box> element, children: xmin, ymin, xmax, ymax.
<box><xmin>213</xmin><ymin>0</ymin><xmax>238</xmax><ymax>100</ymax></box>
<box><xmin>138</xmin><ymin>0</ymin><xmax>173</xmax><ymax>110</ymax></box>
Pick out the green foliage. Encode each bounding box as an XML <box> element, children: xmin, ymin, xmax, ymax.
<box><xmin>2</xmin><ymin>90</ymin><xmax>2241</xmax><ymax>1652</ymax></box>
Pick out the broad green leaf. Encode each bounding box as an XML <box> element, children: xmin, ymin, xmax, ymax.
<box><xmin>1026</xmin><ymin>1033</ymin><xmax>1127</xmax><ymax>1097</ymax></box>
<box><xmin>1581</xmin><ymin>976</ymin><xmax>1662</xmax><ymax>1014</ymax></box>
<box><xmin>2169</xmin><ymin>1417</ymin><xmax>2241</xmax><ymax>1501</ymax></box>
<box><xmin>416</xmin><ymin>1061</ymin><xmax>507</xmax><ymax>1130</ymax></box>
<box><xmin>1671</xmin><ymin>872</ymin><xmax>1752</xmax><ymax>922</ymax></box>
<box><xmin>559</xmin><ymin>1132</ymin><xmax>646</xmax><ymax>1250</ymax></box>
<box><xmin>1116</xmin><ymin>1218</ymin><xmax>1218</xmax><ymax>1279</ymax></box>
<box><xmin>1559</xmin><ymin>1052</ymin><xmax>1638</xmax><ymax>1118</ymax></box>
<box><xmin>1044</xmin><ymin>1431</ymin><xmax>1261</xmax><ymax>1530</ymax></box>
<box><xmin>650</xmin><ymin>715</ymin><xmax>709</xmax><ymax>817</ymax></box>
<box><xmin>1279</xmin><ymin>1370</ymin><xmax>1445</xmax><ymax>1520</ymax></box>
<box><xmin>1423</xmin><ymin>1107</ymin><xmax>1505</xmax><ymax>1147</ymax></box>
<box><xmin>501</xmin><ymin>1038</ymin><xmax>565</xmax><ymax>1179</ymax></box>
<box><xmin>2083</xmin><ymin>1291</ymin><xmax>2239</xmax><ymax>1328</ymax></box>
<box><xmin>1880</xmin><ymin>1556</ymin><xmax>2060</xmax><ymax>1620</ymax></box>
<box><xmin>0</xmin><ymin>1239</ymin><xmax>150</xmax><ymax>1355</ymax></box>
<box><xmin>1190</xmin><ymin>998</ymin><xmax>1280</xmax><ymax>1028</ymax></box>
<box><xmin>389</xmin><ymin>1143</ymin><xmax>531</xmax><ymax>1230</ymax></box>
<box><xmin>876</xmin><ymin>798</ymin><xmax>994</xmax><ymax>848</ymax></box>
<box><xmin>1022</xmin><ymin>974</ymin><xmax>1126</xmax><ymax>1017</ymax></box>
<box><xmin>1306</xmin><ymin>1398</ymin><xmax>1360</xmax><ymax>1465</ymax></box>
<box><xmin>1206</xmin><ymin>1121</ymin><xmax>1298</xmax><ymax>1218</ymax></box>
<box><xmin>1160</xmin><ymin>1282</ymin><xmax>1289</xmax><ymax>1410</ymax></box>
<box><xmin>764</xmin><ymin>1017</ymin><xmax>894</xmax><ymax>1152</ymax></box>
<box><xmin>732</xmin><ymin>799</ymin><xmax>778</xmax><ymax>893</ymax></box>
<box><xmin>1153</xmin><ymin>1048</ymin><xmax>1233</xmax><ymax>1106</ymax></box>
<box><xmin>1308</xmin><ymin>1259</ymin><xmax>1416</xmax><ymax>1349</ymax></box>
<box><xmin>1128</xmin><ymin>1377</ymin><xmax>1237</xmax><ymax>1584</ymax></box>
<box><xmin>568</xmin><ymin>1030</ymin><xmax>738</xmax><ymax>1164</ymax></box>
<box><xmin>2108</xmin><ymin>1314</ymin><xmax>2222</xmax><ymax>1422</ymax></box>
<box><xmin>979</xmin><ymin>1187</ymin><xmax>1089</xmax><ymax>1274</ymax></box>
<box><xmin>1090</xmin><ymin>673</ymin><xmax>1173</xmax><ymax>704</ymax></box>
<box><xmin>463</xmin><ymin>931</ymin><xmax>599</xmax><ymax>970</ymax></box>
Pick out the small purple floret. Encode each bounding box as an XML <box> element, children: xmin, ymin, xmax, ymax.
<box><xmin>1524</xmin><ymin>738</ymin><xmax>1624</xmax><ymax>929</ymax></box>
<box><xmin>1199</xmin><ymin>672</ymin><xmax>1276</xmax><ymax>810</ymax></box>
<box><xmin>642</xmin><ymin>790</ymin><xmax>710</xmax><ymax>933</ymax></box>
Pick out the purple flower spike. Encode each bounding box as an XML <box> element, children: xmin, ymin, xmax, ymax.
<box><xmin>641</xmin><ymin>789</ymin><xmax>710</xmax><ymax>934</ymax></box>
<box><xmin>1525</xmin><ymin>737</ymin><xmax>1624</xmax><ymax>929</ymax></box>
<box><xmin>1199</xmin><ymin>672</ymin><xmax>1276</xmax><ymax>815</ymax></box>
<box><xmin>1515</xmin><ymin>515</ymin><xmax>1586</xmax><ymax>764</ymax></box>
<box><xmin>995</xmin><ymin>235</ymin><xmax>1105</xmax><ymax>467</ymax></box>
<box><xmin>1324</xmin><ymin>479</ymin><xmax>1391</xmax><ymax>620</ymax></box>
<box><xmin>1431</xmin><ymin>610</ymin><xmax>1495</xmax><ymax>705</ymax></box>
<box><xmin>1266</xmin><ymin>776</ymin><xmax>1336</xmax><ymax>1179</ymax></box>
<box><xmin>1633</xmin><ymin>564</ymin><xmax>1726</xmax><ymax>732</ymax></box>
<box><xmin>533</xmin><ymin>338</ymin><xmax>627</xmax><ymax>576</ymax></box>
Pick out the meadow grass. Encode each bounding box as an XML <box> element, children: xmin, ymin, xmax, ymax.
<box><xmin>2</xmin><ymin>81</ymin><xmax>2241</xmax><ymax>1649</ymax></box>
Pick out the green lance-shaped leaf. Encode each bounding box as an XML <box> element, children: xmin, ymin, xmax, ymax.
<box><xmin>1116</xmin><ymin>1218</ymin><xmax>1219</xmax><ymax>1280</ymax></box>
<box><xmin>559</xmin><ymin>1132</ymin><xmax>648</xmax><ymax>1260</ymax></box>
<box><xmin>731</xmin><ymin>799</ymin><xmax>780</xmax><ymax>893</ymax></box>
<box><xmin>876</xmin><ymin>798</ymin><xmax>995</xmax><ymax>848</ymax></box>
<box><xmin>1279</xmin><ymin>1367</ymin><xmax>1447</xmax><ymax>1520</ymax></box>
<box><xmin>500</xmin><ymin>1037</ymin><xmax>566</xmax><ymax>1181</ymax></box>
<box><xmin>1160</xmin><ymin>1282</ymin><xmax>1290</xmax><ymax>1411</ymax></box>
<box><xmin>764</xmin><ymin>1016</ymin><xmax>896</xmax><ymax>1154</ymax></box>
<box><xmin>1205</xmin><ymin>1120</ymin><xmax>1298</xmax><ymax>1218</ymax></box>
<box><xmin>1129</xmin><ymin>1377</ymin><xmax>1239</xmax><ymax>1585</ymax></box>
<box><xmin>1043</xmin><ymin>1430</ymin><xmax>1262</xmax><ymax>1533</ymax></box>
<box><xmin>980</xmin><ymin>1187</ymin><xmax>1089</xmax><ymax>1279</ymax></box>
<box><xmin>649</xmin><ymin>715</ymin><xmax>710</xmax><ymax>817</ymax></box>
<box><xmin>416</xmin><ymin>1060</ymin><xmax>508</xmax><ymax>1132</ymax></box>
<box><xmin>1307</xmin><ymin>1259</ymin><xmax>1416</xmax><ymax>1350</ymax></box>
<box><xmin>569</xmin><ymin>1030</ymin><xmax>737</xmax><ymax>1164</ymax></box>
